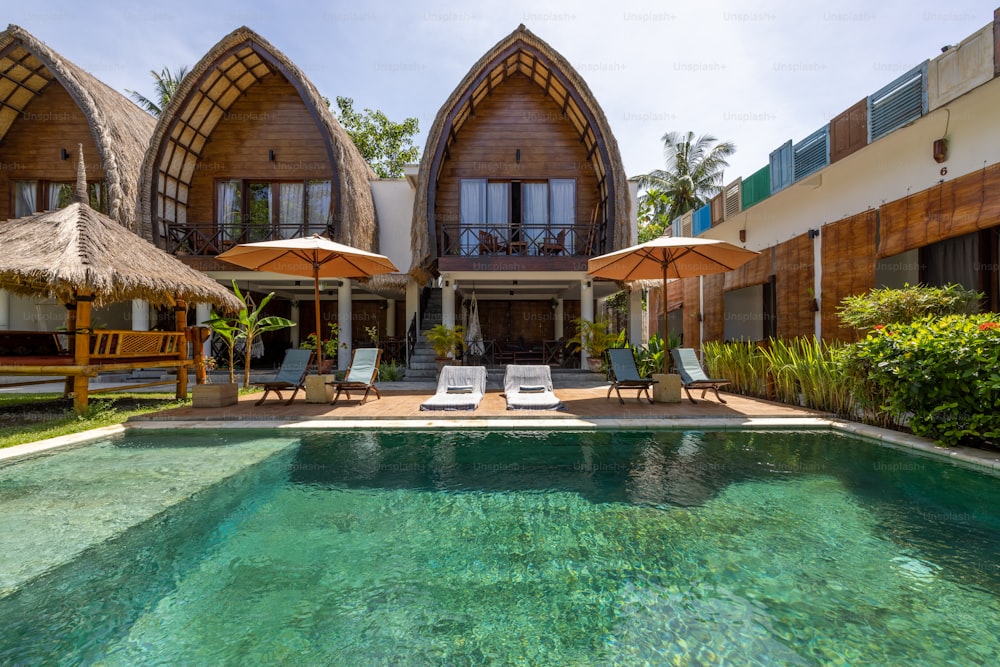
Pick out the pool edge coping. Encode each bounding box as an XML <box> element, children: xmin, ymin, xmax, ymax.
<box><xmin>4</xmin><ymin>418</ymin><xmax>1000</xmax><ymax>479</ymax></box>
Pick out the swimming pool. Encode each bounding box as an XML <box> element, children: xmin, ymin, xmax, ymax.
<box><xmin>1</xmin><ymin>428</ymin><xmax>999</xmax><ymax>665</ymax></box>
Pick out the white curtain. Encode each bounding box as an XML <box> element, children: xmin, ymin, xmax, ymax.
<box><xmin>306</xmin><ymin>180</ymin><xmax>332</xmax><ymax>234</ymax></box>
<box><xmin>487</xmin><ymin>182</ymin><xmax>510</xmax><ymax>243</ymax></box>
<box><xmin>522</xmin><ymin>182</ymin><xmax>548</xmax><ymax>254</ymax></box>
<box><xmin>216</xmin><ymin>180</ymin><xmax>241</xmax><ymax>241</ymax></box>
<box><xmin>14</xmin><ymin>181</ymin><xmax>36</xmax><ymax>217</ymax></box>
<box><xmin>460</xmin><ymin>179</ymin><xmax>487</xmax><ymax>254</ymax></box>
<box><xmin>550</xmin><ymin>179</ymin><xmax>576</xmax><ymax>253</ymax></box>
<box><xmin>279</xmin><ymin>183</ymin><xmax>304</xmax><ymax>238</ymax></box>
<box><xmin>48</xmin><ymin>183</ymin><xmax>72</xmax><ymax>210</ymax></box>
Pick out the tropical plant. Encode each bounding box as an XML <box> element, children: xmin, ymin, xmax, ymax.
<box><xmin>425</xmin><ymin>324</ymin><xmax>466</xmax><ymax>359</ymax></box>
<box><xmin>333</xmin><ymin>96</ymin><xmax>420</xmax><ymax>178</ymax></box>
<box><xmin>628</xmin><ymin>332</ymin><xmax>680</xmax><ymax>377</ymax></box>
<box><xmin>568</xmin><ymin>318</ymin><xmax>624</xmax><ymax>370</ymax></box>
<box><xmin>849</xmin><ymin>314</ymin><xmax>1000</xmax><ymax>446</ymax></box>
<box><xmin>702</xmin><ymin>340</ymin><xmax>769</xmax><ymax>398</ymax></box>
<box><xmin>300</xmin><ymin>322</ymin><xmax>342</xmax><ymax>361</ymax></box>
<box><xmin>126</xmin><ymin>66</ymin><xmax>189</xmax><ymax>117</ymax></box>
<box><xmin>637</xmin><ymin>187</ymin><xmax>672</xmax><ymax>242</ymax></box>
<box><xmin>204</xmin><ymin>281</ymin><xmax>295</xmax><ymax>389</ymax></box>
<box><xmin>838</xmin><ymin>283</ymin><xmax>982</xmax><ymax>331</ymax></box>
<box><xmin>378</xmin><ymin>359</ymin><xmax>405</xmax><ymax>381</ymax></box>
<box><xmin>634</xmin><ymin>131</ymin><xmax>735</xmax><ymax>223</ymax></box>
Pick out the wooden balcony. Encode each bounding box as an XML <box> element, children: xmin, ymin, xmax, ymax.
<box><xmin>436</xmin><ymin>223</ymin><xmax>602</xmax><ymax>271</ymax></box>
<box><xmin>161</xmin><ymin>221</ymin><xmax>330</xmax><ymax>256</ymax></box>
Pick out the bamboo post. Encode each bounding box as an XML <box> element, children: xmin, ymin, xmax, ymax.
<box><xmin>187</xmin><ymin>325</ymin><xmax>211</xmax><ymax>384</ymax></box>
<box><xmin>63</xmin><ymin>302</ymin><xmax>76</xmax><ymax>397</ymax></box>
<box><xmin>72</xmin><ymin>291</ymin><xmax>92</xmax><ymax>415</ymax></box>
<box><xmin>175</xmin><ymin>300</ymin><xmax>188</xmax><ymax>398</ymax></box>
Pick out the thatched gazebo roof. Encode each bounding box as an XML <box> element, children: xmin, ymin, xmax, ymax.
<box><xmin>0</xmin><ymin>25</ymin><xmax>156</xmax><ymax>234</ymax></box>
<box><xmin>0</xmin><ymin>147</ymin><xmax>240</xmax><ymax>311</ymax></box>
<box><xmin>138</xmin><ymin>26</ymin><xmax>377</xmax><ymax>251</ymax></box>
<box><xmin>409</xmin><ymin>24</ymin><xmax>630</xmax><ymax>283</ymax></box>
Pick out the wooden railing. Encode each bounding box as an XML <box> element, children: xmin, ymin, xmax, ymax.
<box><xmin>438</xmin><ymin>224</ymin><xmax>598</xmax><ymax>258</ymax></box>
<box><xmin>89</xmin><ymin>330</ymin><xmax>186</xmax><ymax>360</ymax></box>
<box><xmin>161</xmin><ymin>221</ymin><xmax>333</xmax><ymax>255</ymax></box>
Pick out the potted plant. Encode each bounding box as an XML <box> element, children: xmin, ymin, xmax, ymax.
<box><xmin>425</xmin><ymin>323</ymin><xmax>466</xmax><ymax>372</ymax></box>
<box><xmin>568</xmin><ymin>318</ymin><xmax>622</xmax><ymax>374</ymax></box>
<box><xmin>300</xmin><ymin>322</ymin><xmax>342</xmax><ymax>373</ymax></box>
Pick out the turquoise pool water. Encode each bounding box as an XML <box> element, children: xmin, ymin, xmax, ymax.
<box><xmin>1</xmin><ymin>429</ymin><xmax>999</xmax><ymax>665</ymax></box>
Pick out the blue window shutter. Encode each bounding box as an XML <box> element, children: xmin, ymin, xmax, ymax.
<box><xmin>868</xmin><ymin>61</ymin><xmax>928</xmax><ymax>142</ymax></box>
<box><xmin>692</xmin><ymin>204</ymin><xmax>711</xmax><ymax>236</ymax></box>
<box><xmin>769</xmin><ymin>140</ymin><xmax>793</xmax><ymax>194</ymax></box>
<box><xmin>793</xmin><ymin>126</ymin><xmax>830</xmax><ymax>181</ymax></box>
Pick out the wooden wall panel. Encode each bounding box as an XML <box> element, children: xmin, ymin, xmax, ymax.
<box><xmin>724</xmin><ymin>247</ymin><xmax>773</xmax><ymax>291</ymax></box>
<box><xmin>821</xmin><ymin>210</ymin><xmax>877</xmax><ymax>342</ymax></box>
<box><xmin>878</xmin><ymin>162</ymin><xmax>1000</xmax><ymax>258</ymax></box>
<box><xmin>0</xmin><ymin>84</ymin><xmax>104</xmax><ymax>221</ymax></box>
<box><xmin>681</xmin><ymin>277</ymin><xmax>701</xmax><ymax>349</ymax></box>
<box><xmin>186</xmin><ymin>74</ymin><xmax>334</xmax><ymax>228</ymax></box>
<box><xmin>829</xmin><ymin>98</ymin><xmax>868</xmax><ymax>164</ymax></box>
<box><xmin>702</xmin><ymin>273</ymin><xmax>725</xmax><ymax>342</ymax></box>
<box><xmin>775</xmin><ymin>234</ymin><xmax>815</xmax><ymax>339</ymax></box>
<box><xmin>434</xmin><ymin>74</ymin><xmax>599</xmax><ymax>254</ymax></box>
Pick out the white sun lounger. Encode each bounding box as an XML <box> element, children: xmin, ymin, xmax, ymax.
<box><xmin>420</xmin><ymin>365</ymin><xmax>488</xmax><ymax>411</ymax></box>
<box><xmin>503</xmin><ymin>364</ymin><xmax>564</xmax><ymax>410</ymax></box>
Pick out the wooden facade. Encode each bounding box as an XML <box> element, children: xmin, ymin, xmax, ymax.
<box><xmin>774</xmin><ymin>234</ymin><xmax>815</xmax><ymax>339</ymax></box>
<box><xmin>0</xmin><ymin>85</ymin><xmax>106</xmax><ymax>221</ymax></box>
<box><xmin>184</xmin><ymin>74</ymin><xmax>335</xmax><ymax>236</ymax></box>
<box><xmin>821</xmin><ymin>210</ymin><xmax>877</xmax><ymax>342</ymax></box>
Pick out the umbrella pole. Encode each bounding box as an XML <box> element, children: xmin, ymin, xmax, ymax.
<box><xmin>662</xmin><ymin>261</ymin><xmax>670</xmax><ymax>375</ymax></box>
<box><xmin>313</xmin><ymin>263</ymin><xmax>323</xmax><ymax>375</ymax></box>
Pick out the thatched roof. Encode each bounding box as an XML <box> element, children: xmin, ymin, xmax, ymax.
<box><xmin>138</xmin><ymin>26</ymin><xmax>377</xmax><ymax>251</ymax></box>
<box><xmin>0</xmin><ymin>148</ymin><xmax>240</xmax><ymax>310</ymax></box>
<box><xmin>364</xmin><ymin>272</ymin><xmax>409</xmax><ymax>300</ymax></box>
<box><xmin>409</xmin><ymin>24</ymin><xmax>630</xmax><ymax>282</ymax></box>
<box><xmin>0</xmin><ymin>25</ymin><xmax>155</xmax><ymax>234</ymax></box>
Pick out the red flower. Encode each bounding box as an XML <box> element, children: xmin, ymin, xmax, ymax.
<box><xmin>979</xmin><ymin>322</ymin><xmax>999</xmax><ymax>331</ymax></box>
<box><xmin>874</xmin><ymin>324</ymin><xmax>884</xmax><ymax>330</ymax></box>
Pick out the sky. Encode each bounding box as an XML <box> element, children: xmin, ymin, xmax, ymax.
<box><xmin>5</xmin><ymin>0</ymin><xmax>995</xmax><ymax>182</ymax></box>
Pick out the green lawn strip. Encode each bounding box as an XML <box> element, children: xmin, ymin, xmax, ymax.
<box><xmin>0</xmin><ymin>393</ymin><xmax>188</xmax><ymax>449</ymax></box>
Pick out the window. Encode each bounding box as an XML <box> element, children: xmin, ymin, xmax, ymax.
<box><xmin>215</xmin><ymin>179</ymin><xmax>332</xmax><ymax>242</ymax></box>
<box><xmin>13</xmin><ymin>180</ymin><xmax>106</xmax><ymax>217</ymax></box>
<box><xmin>458</xmin><ymin>178</ymin><xmax>575</xmax><ymax>255</ymax></box>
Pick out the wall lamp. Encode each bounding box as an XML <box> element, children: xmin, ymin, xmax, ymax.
<box><xmin>268</xmin><ymin>149</ymin><xmax>275</xmax><ymax>161</ymax></box>
<box><xmin>807</xmin><ymin>228</ymin><xmax>820</xmax><ymax>240</ymax></box>
<box><xmin>61</xmin><ymin>148</ymin><xmax>70</xmax><ymax>160</ymax></box>
<box><xmin>515</xmin><ymin>148</ymin><xmax>521</xmax><ymax>163</ymax></box>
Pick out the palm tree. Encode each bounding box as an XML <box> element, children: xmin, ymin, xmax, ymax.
<box><xmin>126</xmin><ymin>66</ymin><xmax>189</xmax><ymax>117</ymax></box>
<box><xmin>636</xmin><ymin>131</ymin><xmax>735</xmax><ymax>224</ymax></box>
<box><xmin>637</xmin><ymin>187</ymin><xmax>672</xmax><ymax>242</ymax></box>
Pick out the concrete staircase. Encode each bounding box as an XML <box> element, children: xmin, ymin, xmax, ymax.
<box><xmin>405</xmin><ymin>290</ymin><xmax>443</xmax><ymax>381</ymax></box>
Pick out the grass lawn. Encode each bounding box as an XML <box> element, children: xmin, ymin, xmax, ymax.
<box><xmin>0</xmin><ymin>393</ymin><xmax>191</xmax><ymax>449</ymax></box>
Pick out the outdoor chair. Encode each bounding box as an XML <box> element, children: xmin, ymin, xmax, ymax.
<box><xmin>540</xmin><ymin>229</ymin><xmax>567</xmax><ymax>256</ymax></box>
<box><xmin>503</xmin><ymin>364</ymin><xmax>564</xmax><ymax>410</ymax></box>
<box><xmin>670</xmin><ymin>347</ymin><xmax>731</xmax><ymax>404</ymax></box>
<box><xmin>251</xmin><ymin>348</ymin><xmax>314</xmax><ymax>406</ymax></box>
<box><xmin>477</xmin><ymin>230</ymin><xmax>502</xmax><ymax>255</ymax></box>
<box><xmin>327</xmin><ymin>347</ymin><xmax>383</xmax><ymax>405</ymax></box>
<box><xmin>420</xmin><ymin>365</ymin><xmax>488</xmax><ymax>411</ymax></box>
<box><xmin>606</xmin><ymin>348</ymin><xmax>657</xmax><ymax>404</ymax></box>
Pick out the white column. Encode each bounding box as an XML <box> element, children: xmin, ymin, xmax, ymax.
<box><xmin>338</xmin><ymin>280</ymin><xmax>352</xmax><ymax>370</ymax></box>
<box><xmin>580</xmin><ymin>278</ymin><xmax>595</xmax><ymax>367</ymax></box>
<box><xmin>131</xmin><ymin>299</ymin><xmax>150</xmax><ymax>331</ymax></box>
<box><xmin>0</xmin><ymin>290</ymin><xmax>9</xmax><ymax>330</ymax></box>
<box><xmin>289</xmin><ymin>301</ymin><xmax>300</xmax><ymax>347</ymax></box>
<box><xmin>195</xmin><ymin>303</ymin><xmax>212</xmax><ymax>358</ymax></box>
<box><xmin>441</xmin><ymin>279</ymin><xmax>456</xmax><ymax>328</ymax></box>
<box><xmin>554</xmin><ymin>299</ymin><xmax>564</xmax><ymax>339</ymax></box>
<box><xmin>386</xmin><ymin>299</ymin><xmax>396</xmax><ymax>337</ymax></box>
<box><xmin>629</xmin><ymin>286</ymin><xmax>643</xmax><ymax>346</ymax></box>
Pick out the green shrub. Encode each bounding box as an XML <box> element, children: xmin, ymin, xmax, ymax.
<box><xmin>838</xmin><ymin>283</ymin><xmax>981</xmax><ymax>331</ymax></box>
<box><xmin>702</xmin><ymin>340</ymin><xmax>768</xmax><ymax>398</ymax></box>
<box><xmin>850</xmin><ymin>314</ymin><xmax>1000</xmax><ymax>445</ymax></box>
<box><xmin>629</xmin><ymin>332</ymin><xmax>680</xmax><ymax>377</ymax></box>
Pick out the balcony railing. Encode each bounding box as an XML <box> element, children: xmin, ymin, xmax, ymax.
<box><xmin>438</xmin><ymin>223</ymin><xmax>598</xmax><ymax>258</ymax></box>
<box><xmin>162</xmin><ymin>221</ymin><xmax>331</xmax><ymax>255</ymax></box>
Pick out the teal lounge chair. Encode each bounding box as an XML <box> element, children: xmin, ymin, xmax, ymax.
<box><xmin>327</xmin><ymin>347</ymin><xmax>383</xmax><ymax>404</ymax></box>
<box><xmin>252</xmin><ymin>348</ymin><xmax>314</xmax><ymax>406</ymax></box>
<box><xmin>670</xmin><ymin>347</ymin><xmax>731</xmax><ymax>404</ymax></box>
<box><xmin>606</xmin><ymin>348</ymin><xmax>657</xmax><ymax>404</ymax></box>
